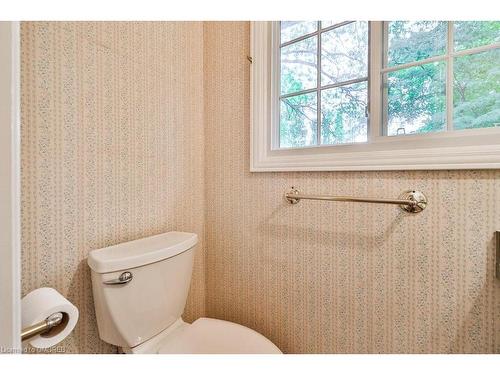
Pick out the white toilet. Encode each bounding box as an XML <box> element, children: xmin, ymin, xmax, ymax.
<box><xmin>87</xmin><ymin>231</ymin><xmax>282</xmax><ymax>354</ymax></box>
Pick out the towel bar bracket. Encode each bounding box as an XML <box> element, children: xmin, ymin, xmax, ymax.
<box><xmin>397</xmin><ymin>190</ymin><xmax>428</xmax><ymax>213</ymax></box>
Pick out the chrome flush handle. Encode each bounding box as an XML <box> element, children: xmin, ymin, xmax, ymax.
<box><xmin>103</xmin><ymin>271</ymin><xmax>133</xmax><ymax>285</ymax></box>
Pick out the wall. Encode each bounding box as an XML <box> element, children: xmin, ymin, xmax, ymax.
<box><xmin>21</xmin><ymin>22</ymin><xmax>206</xmax><ymax>353</ymax></box>
<box><xmin>20</xmin><ymin>21</ymin><xmax>500</xmax><ymax>355</ymax></box>
<box><xmin>203</xmin><ymin>21</ymin><xmax>500</xmax><ymax>353</ymax></box>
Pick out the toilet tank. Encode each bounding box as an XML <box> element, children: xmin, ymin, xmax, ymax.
<box><xmin>87</xmin><ymin>232</ymin><xmax>198</xmax><ymax>349</ymax></box>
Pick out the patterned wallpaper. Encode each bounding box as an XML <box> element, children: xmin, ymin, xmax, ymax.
<box><xmin>21</xmin><ymin>21</ymin><xmax>500</xmax><ymax>354</ymax></box>
<box><xmin>203</xmin><ymin>22</ymin><xmax>500</xmax><ymax>353</ymax></box>
<box><xmin>21</xmin><ymin>22</ymin><xmax>206</xmax><ymax>353</ymax></box>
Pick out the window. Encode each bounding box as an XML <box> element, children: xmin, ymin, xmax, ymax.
<box><xmin>279</xmin><ymin>21</ymin><xmax>368</xmax><ymax>148</ymax></box>
<box><xmin>251</xmin><ymin>21</ymin><xmax>500</xmax><ymax>171</ymax></box>
<box><xmin>382</xmin><ymin>21</ymin><xmax>500</xmax><ymax>136</ymax></box>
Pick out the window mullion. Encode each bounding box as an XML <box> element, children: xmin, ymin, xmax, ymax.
<box><xmin>320</xmin><ymin>77</ymin><xmax>368</xmax><ymax>91</ymax></box>
<box><xmin>273</xmin><ymin>22</ymin><xmax>282</xmax><ymax>149</ymax></box>
<box><xmin>451</xmin><ymin>42</ymin><xmax>500</xmax><ymax>57</ymax></box>
<box><xmin>280</xmin><ymin>87</ymin><xmax>318</xmax><ymax>100</ymax></box>
<box><xmin>446</xmin><ymin>21</ymin><xmax>454</xmax><ymax>131</ymax></box>
<box><xmin>369</xmin><ymin>21</ymin><xmax>383</xmax><ymax>140</ymax></box>
<box><xmin>317</xmin><ymin>21</ymin><xmax>322</xmax><ymax>146</ymax></box>
<box><xmin>382</xmin><ymin>22</ymin><xmax>389</xmax><ymax>136</ymax></box>
<box><xmin>381</xmin><ymin>54</ymin><xmax>447</xmax><ymax>73</ymax></box>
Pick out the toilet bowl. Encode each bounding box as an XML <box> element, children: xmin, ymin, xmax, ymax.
<box><xmin>127</xmin><ymin>317</ymin><xmax>281</xmax><ymax>354</ymax></box>
<box><xmin>87</xmin><ymin>231</ymin><xmax>281</xmax><ymax>354</ymax></box>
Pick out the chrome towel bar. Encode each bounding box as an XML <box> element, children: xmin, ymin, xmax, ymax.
<box><xmin>21</xmin><ymin>312</ymin><xmax>64</xmax><ymax>341</ymax></box>
<box><xmin>284</xmin><ymin>187</ymin><xmax>427</xmax><ymax>213</ymax></box>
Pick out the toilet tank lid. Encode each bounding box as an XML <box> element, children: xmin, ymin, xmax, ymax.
<box><xmin>87</xmin><ymin>231</ymin><xmax>198</xmax><ymax>273</ymax></box>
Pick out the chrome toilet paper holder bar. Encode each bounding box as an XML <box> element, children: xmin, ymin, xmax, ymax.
<box><xmin>21</xmin><ymin>312</ymin><xmax>64</xmax><ymax>341</ymax></box>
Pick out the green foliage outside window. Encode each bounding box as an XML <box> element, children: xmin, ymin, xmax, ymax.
<box><xmin>279</xmin><ymin>21</ymin><xmax>500</xmax><ymax>148</ymax></box>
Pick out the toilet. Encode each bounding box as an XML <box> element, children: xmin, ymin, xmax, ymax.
<box><xmin>87</xmin><ymin>231</ymin><xmax>281</xmax><ymax>354</ymax></box>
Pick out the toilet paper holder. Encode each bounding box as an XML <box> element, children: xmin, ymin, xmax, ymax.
<box><xmin>21</xmin><ymin>312</ymin><xmax>64</xmax><ymax>341</ymax></box>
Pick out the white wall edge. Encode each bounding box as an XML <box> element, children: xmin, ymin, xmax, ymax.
<box><xmin>0</xmin><ymin>20</ymin><xmax>21</xmax><ymax>353</ymax></box>
<box><xmin>11</xmin><ymin>20</ymin><xmax>21</xmax><ymax>353</ymax></box>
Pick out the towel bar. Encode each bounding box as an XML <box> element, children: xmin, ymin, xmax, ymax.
<box><xmin>284</xmin><ymin>187</ymin><xmax>427</xmax><ymax>213</ymax></box>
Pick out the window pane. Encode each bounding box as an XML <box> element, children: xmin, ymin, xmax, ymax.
<box><xmin>387</xmin><ymin>21</ymin><xmax>447</xmax><ymax>67</ymax></box>
<box><xmin>321</xmin><ymin>21</ymin><xmax>368</xmax><ymax>85</ymax></box>
<box><xmin>385</xmin><ymin>62</ymin><xmax>446</xmax><ymax>136</ymax></box>
<box><xmin>454</xmin><ymin>21</ymin><xmax>500</xmax><ymax>51</ymax></box>
<box><xmin>280</xmin><ymin>92</ymin><xmax>318</xmax><ymax>148</ymax></box>
<box><xmin>321</xmin><ymin>82</ymin><xmax>368</xmax><ymax>144</ymax></box>
<box><xmin>280</xmin><ymin>21</ymin><xmax>317</xmax><ymax>44</ymax></box>
<box><xmin>280</xmin><ymin>36</ymin><xmax>317</xmax><ymax>95</ymax></box>
<box><xmin>453</xmin><ymin>49</ymin><xmax>500</xmax><ymax>130</ymax></box>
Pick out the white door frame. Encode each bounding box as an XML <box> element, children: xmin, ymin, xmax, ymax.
<box><xmin>0</xmin><ymin>21</ymin><xmax>21</xmax><ymax>354</ymax></box>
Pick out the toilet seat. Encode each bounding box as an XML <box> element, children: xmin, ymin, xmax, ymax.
<box><xmin>156</xmin><ymin>318</ymin><xmax>282</xmax><ymax>354</ymax></box>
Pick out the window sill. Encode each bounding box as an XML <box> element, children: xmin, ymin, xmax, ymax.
<box><xmin>250</xmin><ymin>142</ymin><xmax>500</xmax><ymax>171</ymax></box>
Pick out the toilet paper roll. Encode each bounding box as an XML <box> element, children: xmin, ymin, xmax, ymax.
<box><xmin>21</xmin><ymin>287</ymin><xmax>79</xmax><ymax>349</ymax></box>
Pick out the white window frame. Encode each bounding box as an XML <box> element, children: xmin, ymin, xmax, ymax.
<box><xmin>250</xmin><ymin>21</ymin><xmax>500</xmax><ymax>171</ymax></box>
